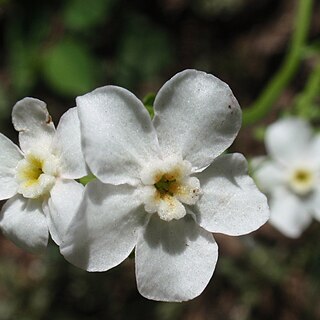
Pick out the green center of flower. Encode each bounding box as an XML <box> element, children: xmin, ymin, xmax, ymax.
<box><xmin>154</xmin><ymin>174</ymin><xmax>177</xmax><ymax>197</ymax></box>
<box><xmin>140</xmin><ymin>157</ymin><xmax>202</xmax><ymax>222</ymax></box>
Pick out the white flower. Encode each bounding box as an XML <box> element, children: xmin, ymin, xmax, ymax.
<box><xmin>61</xmin><ymin>69</ymin><xmax>269</xmax><ymax>302</ymax></box>
<box><xmin>0</xmin><ymin>98</ymin><xmax>87</xmax><ymax>252</ymax></box>
<box><xmin>253</xmin><ymin>117</ymin><xmax>320</xmax><ymax>238</ymax></box>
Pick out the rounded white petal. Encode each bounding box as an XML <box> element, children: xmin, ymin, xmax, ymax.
<box><xmin>265</xmin><ymin>118</ymin><xmax>312</xmax><ymax>164</ymax></box>
<box><xmin>135</xmin><ymin>215</ymin><xmax>218</xmax><ymax>302</ymax></box>
<box><xmin>60</xmin><ymin>180</ymin><xmax>146</xmax><ymax>271</ymax></box>
<box><xmin>311</xmin><ymin>187</ymin><xmax>320</xmax><ymax>221</ymax></box>
<box><xmin>0</xmin><ymin>195</ymin><xmax>48</xmax><ymax>252</ymax></box>
<box><xmin>157</xmin><ymin>196</ymin><xmax>186</xmax><ymax>221</ymax></box>
<box><xmin>0</xmin><ymin>133</ymin><xmax>23</xmax><ymax>200</ymax></box>
<box><xmin>44</xmin><ymin>179</ymin><xmax>84</xmax><ymax>246</ymax></box>
<box><xmin>140</xmin><ymin>185</ymin><xmax>159</xmax><ymax>213</ymax></box>
<box><xmin>153</xmin><ymin>70</ymin><xmax>241</xmax><ymax>171</ymax></box>
<box><xmin>52</xmin><ymin>108</ymin><xmax>88</xmax><ymax>179</ymax></box>
<box><xmin>269</xmin><ymin>187</ymin><xmax>312</xmax><ymax>238</ymax></box>
<box><xmin>174</xmin><ymin>176</ymin><xmax>201</xmax><ymax>205</ymax></box>
<box><xmin>12</xmin><ymin>98</ymin><xmax>56</xmax><ymax>153</ymax></box>
<box><xmin>77</xmin><ymin>86</ymin><xmax>160</xmax><ymax>185</ymax></box>
<box><xmin>194</xmin><ymin>153</ymin><xmax>269</xmax><ymax>235</ymax></box>
<box><xmin>253</xmin><ymin>159</ymin><xmax>284</xmax><ymax>194</ymax></box>
<box><xmin>308</xmin><ymin>134</ymin><xmax>320</xmax><ymax>169</ymax></box>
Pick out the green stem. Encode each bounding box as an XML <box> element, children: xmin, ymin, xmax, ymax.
<box><xmin>242</xmin><ymin>0</ymin><xmax>313</xmax><ymax>126</ymax></box>
<box><xmin>294</xmin><ymin>60</ymin><xmax>320</xmax><ymax>114</ymax></box>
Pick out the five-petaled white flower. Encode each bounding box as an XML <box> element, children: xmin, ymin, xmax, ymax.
<box><xmin>253</xmin><ymin>117</ymin><xmax>320</xmax><ymax>238</ymax></box>
<box><xmin>61</xmin><ymin>69</ymin><xmax>269</xmax><ymax>302</ymax></box>
<box><xmin>0</xmin><ymin>98</ymin><xmax>87</xmax><ymax>252</ymax></box>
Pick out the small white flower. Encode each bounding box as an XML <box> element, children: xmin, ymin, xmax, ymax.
<box><xmin>253</xmin><ymin>117</ymin><xmax>320</xmax><ymax>238</ymax></box>
<box><xmin>61</xmin><ymin>69</ymin><xmax>269</xmax><ymax>302</ymax></box>
<box><xmin>0</xmin><ymin>98</ymin><xmax>87</xmax><ymax>252</ymax></box>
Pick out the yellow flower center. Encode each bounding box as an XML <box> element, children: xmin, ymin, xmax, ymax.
<box><xmin>18</xmin><ymin>155</ymin><xmax>44</xmax><ymax>187</ymax></box>
<box><xmin>16</xmin><ymin>151</ymin><xmax>58</xmax><ymax>199</ymax></box>
<box><xmin>289</xmin><ymin>168</ymin><xmax>315</xmax><ymax>196</ymax></box>
<box><xmin>140</xmin><ymin>157</ymin><xmax>201</xmax><ymax>221</ymax></box>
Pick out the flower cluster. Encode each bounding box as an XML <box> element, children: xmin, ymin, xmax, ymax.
<box><xmin>0</xmin><ymin>98</ymin><xmax>87</xmax><ymax>252</ymax></box>
<box><xmin>0</xmin><ymin>70</ymin><xmax>269</xmax><ymax>301</ymax></box>
<box><xmin>253</xmin><ymin>118</ymin><xmax>320</xmax><ymax>238</ymax></box>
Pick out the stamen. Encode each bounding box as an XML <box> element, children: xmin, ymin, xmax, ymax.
<box><xmin>16</xmin><ymin>151</ymin><xmax>58</xmax><ymax>199</ymax></box>
<box><xmin>140</xmin><ymin>157</ymin><xmax>201</xmax><ymax>221</ymax></box>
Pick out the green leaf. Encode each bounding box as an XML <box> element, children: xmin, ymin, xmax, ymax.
<box><xmin>143</xmin><ymin>92</ymin><xmax>156</xmax><ymax>118</ymax></box>
<box><xmin>6</xmin><ymin>19</ymin><xmax>39</xmax><ymax>96</ymax></box>
<box><xmin>79</xmin><ymin>174</ymin><xmax>96</xmax><ymax>185</ymax></box>
<box><xmin>63</xmin><ymin>0</ymin><xmax>117</xmax><ymax>31</ymax></box>
<box><xmin>9</xmin><ymin>43</ymin><xmax>37</xmax><ymax>95</ymax></box>
<box><xmin>41</xmin><ymin>40</ymin><xmax>98</xmax><ymax>96</ymax></box>
<box><xmin>115</xmin><ymin>15</ymin><xmax>173</xmax><ymax>87</ymax></box>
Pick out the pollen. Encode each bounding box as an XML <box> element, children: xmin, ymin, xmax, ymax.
<box><xmin>140</xmin><ymin>156</ymin><xmax>201</xmax><ymax>221</ymax></box>
<box><xmin>17</xmin><ymin>155</ymin><xmax>44</xmax><ymax>184</ymax></box>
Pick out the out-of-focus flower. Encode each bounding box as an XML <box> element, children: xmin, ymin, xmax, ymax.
<box><xmin>61</xmin><ymin>69</ymin><xmax>269</xmax><ymax>302</ymax></box>
<box><xmin>254</xmin><ymin>117</ymin><xmax>320</xmax><ymax>238</ymax></box>
<box><xmin>0</xmin><ymin>98</ymin><xmax>87</xmax><ymax>252</ymax></box>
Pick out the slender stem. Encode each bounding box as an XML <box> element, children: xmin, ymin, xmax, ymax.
<box><xmin>242</xmin><ymin>0</ymin><xmax>314</xmax><ymax>126</ymax></box>
<box><xmin>293</xmin><ymin>60</ymin><xmax>320</xmax><ymax>120</ymax></box>
<box><xmin>294</xmin><ymin>60</ymin><xmax>320</xmax><ymax>111</ymax></box>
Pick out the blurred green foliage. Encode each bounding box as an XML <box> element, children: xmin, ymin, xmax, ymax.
<box><xmin>0</xmin><ymin>0</ymin><xmax>175</xmax><ymax>121</ymax></box>
<box><xmin>63</xmin><ymin>0</ymin><xmax>116</xmax><ymax>31</ymax></box>
<box><xmin>114</xmin><ymin>14</ymin><xmax>173</xmax><ymax>87</ymax></box>
<box><xmin>42</xmin><ymin>39</ymin><xmax>99</xmax><ymax>96</ymax></box>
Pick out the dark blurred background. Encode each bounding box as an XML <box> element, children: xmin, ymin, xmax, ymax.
<box><xmin>0</xmin><ymin>0</ymin><xmax>320</xmax><ymax>319</ymax></box>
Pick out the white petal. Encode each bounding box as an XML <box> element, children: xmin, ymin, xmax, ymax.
<box><xmin>194</xmin><ymin>153</ymin><xmax>269</xmax><ymax>235</ymax></box>
<box><xmin>253</xmin><ymin>159</ymin><xmax>284</xmax><ymax>194</ymax></box>
<box><xmin>265</xmin><ymin>118</ymin><xmax>312</xmax><ymax>164</ymax></box>
<box><xmin>174</xmin><ymin>176</ymin><xmax>201</xmax><ymax>205</ymax></box>
<box><xmin>153</xmin><ymin>70</ymin><xmax>241</xmax><ymax>171</ymax></box>
<box><xmin>311</xmin><ymin>187</ymin><xmax>320</xmax><ymax>221</ymax></box>
<box><xmin>157</xmin><ymin>196</ymin><xmax>186</xmax><ymax>221</ymax></box>
<box><xmin>45</xmin><ymin>179</ymin><xmax>84</xmax><ymax>246</ymax></box>
<box><xmin>269</xmin><ymin>187</ymin><xmax>312</xmax><ymax>238</ymax></box>
<box><xmin>135</xmin><ymin>215</ymin><xmax>218</xmax><ymax>302</ymax></box>
<box><xmin>52</xmin><ymin>108</ymin><xmax>88</xmax><ymax>179</ymax></box>
<box><xmin>60</xmin><ymin>180</ymin><xmax>146</xmax><ymax>271</ymax></box>
<box><xmin>12</xmin><ymin>98</ymin><xmax>56</xmax><ymax>153</ymax></box>
<box><xmin>0</xmin><ymin>133</ymin><xmax>23</xmax><ymax>200</ymax></box>
<box><xmin>77</xmin><ymin>86</ymin><xmax>160</xmax><ymax>185</ymax></box>
<box><xmin>0</xmin><ymin>195</ymin><xmax>48</xmax><ymax>252</ymax></box>
<box><xmin>308</xmin><ymin>134</ymin><xmax>320</xmax><ymax>169</ymax></box>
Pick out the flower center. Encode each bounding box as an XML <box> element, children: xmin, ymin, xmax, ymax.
<box><xmin>288</xmin><ymin>167</ymin><xmax>315</xmax><ymax>196</ymax></box>
<box><xmin>140</xmin><ymin>156</ymin><xmax>201</xmax><ymax>222</ymax></box>
<box><xmin>16</xmin><ymin>151</ymin><xmax>59</xmax><ymax>199</ymax></box>
<box><xmin>154</xmin><ymin>173</ymin><xmax>177</xmax><ymax>197</ymax></box>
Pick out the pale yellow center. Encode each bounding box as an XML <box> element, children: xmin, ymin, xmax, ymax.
<box><xmin>16</xmin><ymin>152</ymin><xmax>58</xmax><ymax>199</ymax></box>
<box><xmin>17</xmin><ymin>155</ymin><xmax>44</xmax><ymax>187</ymax></box>
<box><xmin>289</xmin><ymin>168</ymin><xmax>315</xmax><ymax>196</ymax></box>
